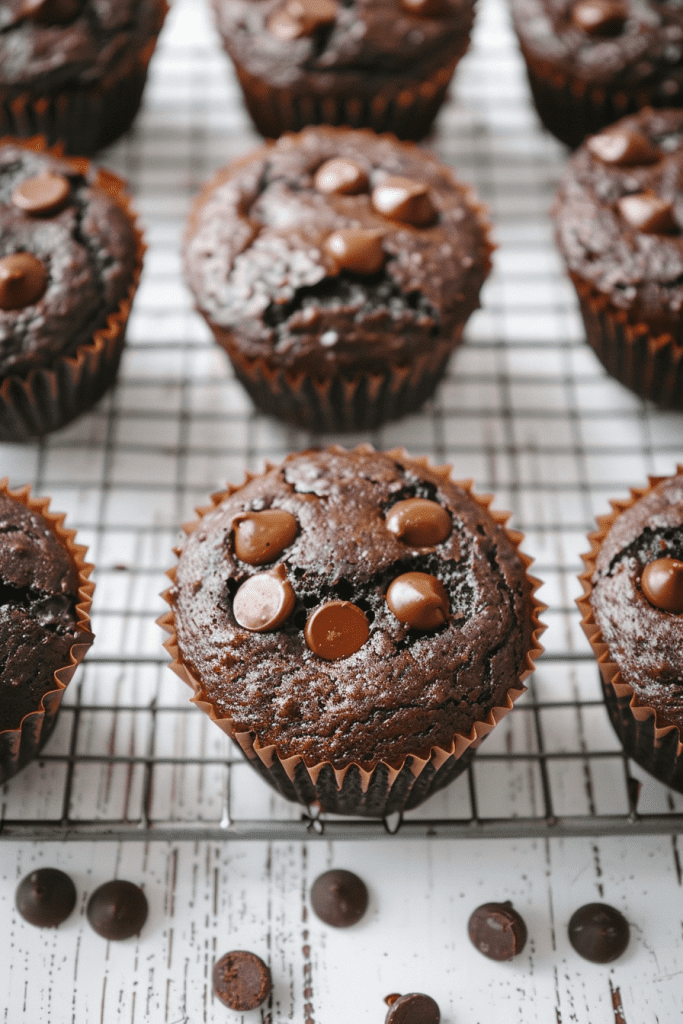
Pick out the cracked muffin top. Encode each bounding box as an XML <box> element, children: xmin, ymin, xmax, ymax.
<box><xmin>167</xmin><ymin>447</ymin><xmax>537</xmax><ymax>768</ymax></box>
<box><xmin>183</xmin><ymin>126</ymin><xmax>491</xmax><ymax>378</ymax></box>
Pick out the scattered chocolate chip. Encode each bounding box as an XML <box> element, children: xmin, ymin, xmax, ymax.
<box><xmin>568</xmin><ymin>903</ymin><xmax>630</xmax><ymax>963</ymax></box>
<box><xmin>304</xmin><ymin>600</ymin><xmax>370</xmax><ymax>659</ymax></box>
<box><xmin>641</xmin><ymin>557</ymin><xmax>683</xmax><ymax>612</ymax></box>
<box><xmin>385</xmin><ymin>992</ymin><xmax>441</xmax><ymax>1024</ymax></box>
<box><xmin>233</xmin><ymin>508</ymin><xmax>298</xmax><ymax>565</ymax></box>
<box><xmin>20</xmin><ymin>0</ymin><xmax>83</xmax><ymax>23</ymax></box>
<box><xmin>233</xmin><ymin>564</ymin><xmax>295</xmax><ymax>631</ymax></box>
<box><xmin>372</xmin><ymin>177</ymin><xmax>436</xmax><ymax>226</ymax></box>
<box><xmin>213</xmin><ymin>950</ymin><xmax>272</xmax><ymax>1011</ymax></box>
<box><xmin>386</xmin><ymin>572</ymin><xmax>449</xmax><ymax>630</ymax></box>
<box><xmin>468</xmin><ymin>901</ymin><xmax>528</xmax><ymax>961</ymax></box>
<box><xmin>87</xmin><ymin>880</ymin><xmax>148</xmax><ymax>940</ymax></box>
<box><xmin>400</xmin><ymin>0</ymin><xmax>446</xmax><ymax>16</ymax></box>
<box><xmin>310</xmin><ymin>869</ymin><xmax>368</xmax><ymax>927</ymax></box>
<box><xmin>314</xmin><ymin>158</ymin><xmax>369</xmax><ymax>195</ymax></box>
<box><xmin>0</xmin><ymin>252</ymin><xmax>47</xmax><ymax>310</ymax></box>
<box><xmin>587</xmin><ymin>129</ymin><xmax>660</xmax><ymax>166</ymax></box>
<box><xmin>616</xmin><ymin>191</ymin><xmax>678</xmax><ymax>233</ymax></box>
<box><xmin>16</xmin><ymin>868</ymin><xmax>76</xmax><ymax>928</ymax></box>
<box><xmin>385</xmin><ymin>498</ymin><xmax>451</xmax><ymax>547</ymax></box>
<box><xmin>571</xmin><ymin>0</ymin><xmax>627</xmax><ymax>36</ymax></box>
<box><xmin>12</xmin><ymin>171</ymin><xmax>71</xmax><ymax>216</ymax></box>
<box><xmin>324</xmin><ymin>228</ymin><xmax>386</xmax><ymax>275</ymax></box>
<box><xmin>268</xmin><ymin>0</ymin><xmax>338</xmax><ymax>39</ymax></box>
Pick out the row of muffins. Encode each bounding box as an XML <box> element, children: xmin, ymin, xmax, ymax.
<box><xmin>3</xmin><ymin>449</ymin><xmax>683</xmax><ymax>814</ymax></box>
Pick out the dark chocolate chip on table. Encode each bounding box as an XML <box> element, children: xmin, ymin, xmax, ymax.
<box><xmin>233</xmin><ymin>508</ymin><xmax>298</xmax><ymax>565</ymax></box>
<box><xmin>304</xmin><ymin>600</ymin><xmax>370</xmax><ymax>658</ymax></box>
<box><xmin>324</xmin><ymin>228</ymin><xmax>386</xmax><ymax>275</ymax></box>
<box><xmin>233</xmin><ymin>564</ymin><xmax>296</xmax><ymax>631</ymax></box>
<box><xmin>385</xmin><ymin>498</ymin><xmax>451</xmax><ymax>547</ymax></box>
<box><xmin>616</xmin><ymin>192</ymin><xmax>678</xmax><ymax>234</ymax></box>
<box><xmin>16</xmin><ymin>867</ymin><xmax>76</xmax><ymax>928</ymax></box>
<box><xmin>12</xmin><ymin>171</ymin><xmax>71</xmax><ymax>216</ymax></box>
<box><xmin>386</xmin><ymin>572</ymin><xmax>449</xmax><ymax>630</ymax></box>
<box><xmin>384</xmin><ymin>992</ymin><xmax>441</xmax><ymax>1024</ymax></box>
<box><xmin>468</xmin><ymin>901</ymin><xmax>528</xmax><ymax>961</ymax></box>
<box><xmin>568</xmin><ymin>903</ymin><xmax>630</xmax><ymax>963</ymax></box>
<box><xmin>587</xmin><ymin>129</ymin><xmax>660</xmax><ymax>167</ymax></box>
<box><xmin>87</xmin><ymin>880</ymin><xmax>148</xmax><ymax>940</ymax></box>
<box><xmin>371</xmin><ymin>177</ymin><xmax>436</xmax><ymax>227</ymax></box>
<box><xmin>213</xmin><ymin>950</ymin><xmax>272</xmax><ymax>1011</ymax></box>
<box><xmin>571</xmin><ymin>0</ymin><xmax>627</xmax><ymax>36</ymax></box>
<box><xmin>310</xmin><ymin>868</ymin><xmax>368</xmax><ymax>927</ymax></box>
<box><xmin>314</xmin><ymin>158</ymin><xmax>369</xmax><ymax>196</ymax></box>
<box><xmin>0</xmin><ymin>252</ymin><xmax>47</xmax><ymax>310</ymax></box>
<box><xmin>641</xmin><ymin>557</ymin><xmax>683</xmax><ymax>613</ymax></box>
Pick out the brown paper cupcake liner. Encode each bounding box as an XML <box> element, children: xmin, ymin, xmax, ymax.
<box><xmin>0</xmin><ymin>137</ymin><xmax>146</xmax><ymax>442</ymax></box>
<box><xmin>159</xmin><ymin>446</ymin><xmax>545</xmax><ymax>818</ymax></box>
<box><xmin>0</xmin><ymin>6</ymin><xmax>168</xmax><ymax>155</ymax></box>
<box><xmin>569</xmin><ymin>271</ymin><xmax>683</xmax><ymax>408</ymax></box>
<box><xmin>578</xmin><ymin>469</ymin><xmax>683</xmax><ymax>795</ymax></box>
<box><xmin>0</xmin><ymin>479</ymin><xmax>95</xmax><ymax>785</ymax></box>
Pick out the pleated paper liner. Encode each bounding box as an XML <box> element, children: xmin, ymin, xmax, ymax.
<box><xmin>0</xmin><ymin>2</ymin><xmax>168</xmax><ymax>156</ymax></box>
<box><xmin>0</xmin><ymin>479</ymin><xmax>95</xmax><ymax>785</ymax></box>
<box><xmin>0</xmin><ymin>136</ymin><xmax>146</xmax><ymax>442</ymax></box>
<box><xmin>569</xmin><ymin>271</ymin><xmax>683</xmax><ymax>408</ymax></box>
<box><xmin>159</xmin><ymin>446</ymin><xmax>546</xmax><ymax>818</ymax></box>
<box><xmin>578</xmin><ymin>468</ymin><xmax>683</xmax><ymax>795</ymax></box>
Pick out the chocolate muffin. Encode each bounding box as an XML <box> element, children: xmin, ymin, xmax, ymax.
<box><xmin>160</xmin><ymin>446</ymin><xmax>543</xmax><ymax>817</ymax></box>
<box><xmin>553</xmin><ymin>108</ymin><xmax>683</xmax><ymax>407</ymax></box>
<box><xmin>0</xmin><ymin>137</ymin><xmax>144</xmax><ymax>440</ymax></box>
<box><xmin>184</xmin><ymin>126</ymin><xmax>492</xmax><ymax>432</ymax></box>
<box><xmin>0</xmin><ymin>0</ymin><xmax>168</xmax><ymax>155</ymax></box>
<box><xmin>578</xmin><ymin>467</ymin><xmax>683</xmax><ymax>793</ymax></box>
<box><xmin>510</xmin><ymin>0</ymin><xmax>683</xmax><ymax>148</ymax></box>
<box><xmin>0</xmin><ymin>478</ymin><xmax>94</xmax><ymax>785</ymax></box>
<box><xmin>210</xmin><ymin>0</ymin><xmax>475</xmax><ymax>140</ymax></box>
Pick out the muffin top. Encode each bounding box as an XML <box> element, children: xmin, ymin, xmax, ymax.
<box><xmin>590</xmin><ymin>471</ymin><xmax>683</xmax><ymax>728</ymax></box>
<box><xmin>0</xmin><ymin>490</ymin><xmax>81</xmax><ymax>733</ymax></box>
<box><xmin>510</xmin><ymin>0</ymin><xmax>683</xmax><ymax>90</ymax></box>
<box><xmin>0</xmin><ymin>142</ymin><xmax>138</xmax><ymax>377</ymax></box>
<box><xmin>211</xmin><ymin>0</ymin><xmax>474</xmax><ymax>90</ymax></box>
<box><xmin>554</xmin><ymin>108</ymin><xmax>683</xmax><ymax>337</ymax></box>
<box><xmin>184</xmin><ymin>127</ymin><xmax>491</xmax><ymax>377</ymax></box>
<box><xmin>0</xmin><ymin>0</ymin><xmax>167</xmax><ymax>92</ymax></box>
<box><xmin>169</xmin><ymin>447</ymin><xmax>536</xmax><ymax>768</ymax></box>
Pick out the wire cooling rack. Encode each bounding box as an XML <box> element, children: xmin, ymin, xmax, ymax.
<box><xmin>2</xmin><ymin>0</ymin><xmax>683</xmax><ymax>841</ymax></box>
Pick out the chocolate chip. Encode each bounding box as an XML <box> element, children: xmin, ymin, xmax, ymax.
<box><xmin>310</xmin><ymin>869</ymin><xmax>368</xmax><ymax>927</ymax></box>
<box><xmin>314</xmin><ymin>158</ymin><xmax>369</xmax><ymax>195</ymax></box>
<box><xmin>641</xmin><ymin>557</ymin><xmax>683</xmax><ymax>612</ymax></box>
<box><xmin>87</xmin><ymin>880</ymin><xmax>148</xmax><ymax>940</ymax></box>
<box><xmin>16</xmin><ymin>868</ymin><xmax>76</xmax><ymax>928</ymax></box>
<box><xmin>268</xmin><ymin>0</ymin><xmax>338</xmax><ymax>39</ymax></box>
<box><xmin>386</xmin><ymin>572</ymin><xmax>449</xmax><ymax>630</ymax></box>
<box><xmin>233</xmin><ymin>509</ymin><xmax>298</xmax><ymax>565</ymax></box>
<box><xmin>0</xmin><ymin>253</ymin><xmax>47</xmax><ymax>310</ymax></box>
<box><xmin>12</xmin><ymin>171</ymin><xmax>71</xmax><ymax>216</ymax></box>
<box><xmin>400</xmin><ymin>0</ymin><xmax>446</xmax><ymax>16</ymax></box>
<box><xmin>372</xmin><ymin>177</ymin><xmax>436</xmax><ymax>227</ymax></box>
<box><xmin>20</xmin><ymin>0</ymin><xmax>83</xmax><ymax>24</ymax></box>
<box><xmin>385</xmin><ymin>992</ymin><xmax>441</xmax><ymax>1024</ymax></box>
<box><xmin>304</xmin><ymin>600</ymin><xmax>370</xmax><ymax>659</ymax></box>
<box><xmin>587</xmin><ymin>129</ymin><xmax>661</xmax><ymax>166</ymax></box>
<box><xmin>385</xmin><ymin>498</ymin><xmax>451</xmax><ymax>547</ymax></box>
<box><xmin>616</xmin><ymin>191</ymin><xmax>678</xmax><ymax>233</ymax></box>
<box><xmin>568</xmin><ymin>903</ymin><xmax>630</xmax><ymax>963</ymax></box>
<box><xmin>233</xmin><ymin>564</ymin><xmax>295</xmax><ymax>631</ymax></box>
<box><xmin>213</xmin><ymin>950</ymin><xmax>272</xmax><ymax>1011</ymax></box>
<box><xmin>571</xmin><ymin>0</ymin><xmax>627</xmax><ymax>36</ymax></box>
<box><xmin>468</xmin><ymin>901</ymin><xmax>528</xmax><ymax>961</ymax></box>
<box><xmin>324</xmin><ymin>228</ymin><xmax>386</xmax><ymax>275</ymax></box>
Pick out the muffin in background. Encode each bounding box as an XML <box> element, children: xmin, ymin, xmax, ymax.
<box><xmin>184</xmin><ymin>126</ymin><xmax>493</xmax><ymax>432</ymax></box>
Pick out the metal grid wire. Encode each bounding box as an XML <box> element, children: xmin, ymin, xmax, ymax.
<box><xmin>2</xmin><ymin>0</ymin><xmax>683</xmax><ymax>840</ymax></box>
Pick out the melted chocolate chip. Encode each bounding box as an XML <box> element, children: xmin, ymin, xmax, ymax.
<box><xmin>385</xmin><ymin>498</ymin><xmax>451</xmax><ymax>547</ymax></box>
<box><xmin>641</xmin><ymin>557</ymin><xmax>683</xmax><ymax>612</ymax></box>
<box><xmin>587</xmin><ymin>129</ymin><xmax>661</xmax><ymax>167</ymax></box>
<box><xmin>372</xmin><ymin>177</ymin><xmax>436</xmax><ymax>227</ymax></box>
<box><xmin>233</xmin><ymin>509</ymin><xmax>298</xmax><ymax>565</ymax></box>
<box><xmin>12</xmin><ymin>171</ymin><xmax>71</xmax><ymax>216</ymax></box>
<box><xmin>86</xmin><ymin>880</ymin><xmax>148</xmax><ymax>940</ymax></box>
<box><xmin>568</xmin><ymin>903</ymin><xmax>630</xmax><ymax>963</ymax></box>
<box><xmin>385</xmin><ymin>992</ymin><xmax>441</xmax><ymax>1024</ymax></box>
<box><xmin>0</xmin><ymin>253</ymin><xmax>47</xmax><ymax>310</ymax></box>
<box><xmin>20</xmin><ymin>0</ymin><xmax>84</xmax><ymax>24</ymax></box>
<box><xmin>16</xmin><ymin>868</ymin><xmax>76</xmax><ymax>928</ymax></box>
<box><xmin>468</xmin><ymin>901</ymin><xmax>528</xmax><ymax>961</ymax></box>
<box><xmin>268</xmin><ymin>0</ymin><xmax>338</xmax><ymax>39</ymax></box>
<box><xmin>571</xmin><ymin>0</ymin><xmax>627</xmax><ymax>36</ymax></box>
<box><xmin>310</xmin><ymin>869</ymin><xmax>368</xmax><ymax>927</ymax></box>
<box><xmin>400</xmin><ymin>0</ymin><xmax>446</xmax><ymax>16</ymax></box>
<box><xmin>314</xmin><ymin>158</ymin><xmax>369</xmax><ymax>195</ymax></box>
<box><xmin>324</xmin><ymin>228</ymin><xmax>386</xmax><ymax>274</ymax></box>
<box><xmin>386</xmin><ymin>572</ymin><xmax>449</xmax><ymax>630</ymax></box>
<box><xmin>213</xmin><ymin>950</ymin><xmax>272</xmax><ymax>1011</ymax></box>
<box><xmin>617</xmin><ymin>191</ymin><xmax>678</xmax><ymax>233</ymax></box>
<box><xmin>233</xmin><ymin>564</ymin><xmax>295</xmax><ymax>631</ymax></box>
<box><xmin>304</xmin><ymin>600</ymin><xmax>370</xmax><ymax>659</ymax></box>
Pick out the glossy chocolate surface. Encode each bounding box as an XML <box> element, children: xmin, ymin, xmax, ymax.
<box><xmin>385</xmin><ymin>572</ymin><xmax>449</xmax><ymax>630</ymax></box>
<box><xmin>233</xmin><ymin>565</ymin><xmax>296</xmax><ymax>631</ymax></box>
<box><xmin>16</xmin><ymin>867</ymin><xmax>76</xmax><ymax>927</ymax></box>
<box><xmin>385</xmin><ymin>498</ymin><xmax>451</xmax><ymax>547</ymax></box>
<box><xmin>385</xmin><ymin>992</ymin><xmax>441</xmax><ymax>1024</ymax></box>
<box><xmin>212</xmin><ymin>950</ymin><xmax>272</xmax><ymax>1011</ymax></box>
<box><xmin>0</xmin><ymin>253</ymin><xmax>47</xmax><ymax>310</ymax></box>
<box><xmin>233</xmin><ymin>509</ymin><xmax>298</xmax><ymax>565</ymax></box>
<box><xmin>12</xmin><ymin>171</ymin><xmax>70</xmax><ymax>215</ymax></box>
<box><xmin>371</xmin><ymin>177</ymin><xmax>436</xmax><ymax>226</ymax></box>
<box><xmin>310</xmin><ymin>868</ymin><xmax>368</xmax><ymax>926</ymax></box>
<box><xmin>467</xmin><ymin>901</ymin><xmax>528</xmax><ymax>960</ymax></box>
<box><xmin>568</xmin><ymin>902</ymin><xmax>630</xmax><ymax>962</ymax></box>
<box><xmin>304</xmin><ymin>599</ymin><xmax>370</xmax><ymax>658</ymax></box>
<box><xmin>87</xmin><ymin>880</ymin><xmax>148</xmax><ymax>940</ymax></box>
<box><xmin>641</xmin><ymin>557</ymin><xmax>683</xmax><ymax>612</ymax></box>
